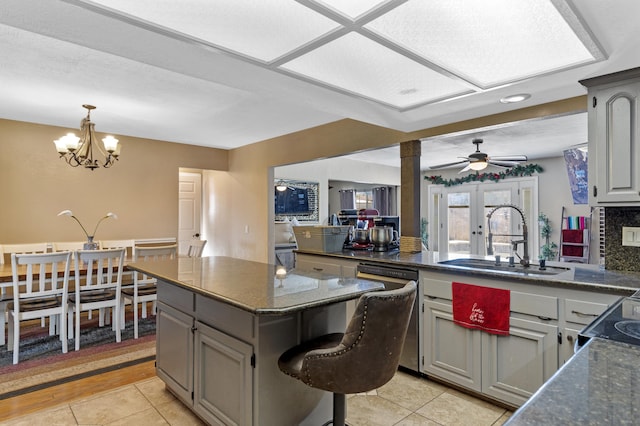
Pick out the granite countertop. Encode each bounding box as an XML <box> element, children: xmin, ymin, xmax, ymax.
<box><xmin>297</xmin><ymin>249</ymin><xmax>640</xmax><ymax>295</ymax></box>
<box><xmin>127</xmin><ymin>256</ymin><xmax>384</xmax><ymax>315</ymax></box>
<box><xmin>505</xmin><ymin>338</ymin><xmax>640</xmax><ymax>425</ymax></box>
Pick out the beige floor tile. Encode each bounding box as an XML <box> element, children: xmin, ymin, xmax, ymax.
<box><xmin>377</xmin><ymin>372</ymin><xmax>448</xmax><ymax>411</ymax></box>
<box><xmin>135</xmin><ymin>377</ymin><xmax>176</xmax><ymax>407</ymax></box>
<box><xmin>416</xmin><ymin>391</ymin><xmax>506</xmax><ymax>426</ymax></box>
<box><xmin>494</xmin><ymin>411</ymin><xmax>513</xmax><ymax>425</ymax></box>
<box><xmin>106</xmin><ymin>407</ymin><xmax>169</xmax><ymax>426</ymax></box>
<box><xmin>1</xmin><ymin>405</ymin><xmax>77</xmax><ymax>426</ymax></box>
<box><xmin>394</xmin><ymin>412</ymin><xmax>442</xmax><ymax>426</ymax></box>
<box><xmin>155</xmin><ymin>399</ymin><xmax>206</xmax><ymax>426</ymax></box>
<box><xmin>70</xmin><ymin>385</ymin><xmax>153</xmax><ymax>425</ymax></box>
<box><xmin>347</xmin><ymin>395</ymin><xmax>413</xmax><ymax>426</ymax></box>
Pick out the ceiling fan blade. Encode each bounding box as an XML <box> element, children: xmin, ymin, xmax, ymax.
<box><xmin>458</xmin><ymin>164</ymin><xmax>473</xmax><ymax>174</ymax></box>
<box><xmin>428</xmin><ymin>159</ymin><xmax>468</xmax><ymax>169</ymax></box>
<box><xmin>488</xmin><ymin>160</ymin><xmax>524</xmax><ymax>168</ymax></box>
<box><xmin>489</xmin><ymin>155</ymin><xmax>528</xmax><ymax>162</ymax></box>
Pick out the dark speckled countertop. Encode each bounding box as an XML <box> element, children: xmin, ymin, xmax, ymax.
<box><xmin>298</xmin><ymin>249</ymin><xmax>640</xmax><ymax>295</ymax></box>
<box><xmin>128</xmin><ymin>256</ymin><xmax>384</xmax><ymax>315</ymax></box>
<box><xmin>505</xmin><ymin>338</ymin><xmax>640</xmax><ymax>425</ymax></box>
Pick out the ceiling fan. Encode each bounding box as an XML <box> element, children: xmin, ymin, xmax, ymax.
<box><xmin>428</xmin><ymin>138</ymin><xmax>528</xmax><ymax>173</ymax></box>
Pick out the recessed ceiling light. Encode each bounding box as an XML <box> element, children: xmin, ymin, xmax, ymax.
<box><xmin>500</xmin><ymin>93</ymin><xmax>531</xmax><ymax>104</ymax></box>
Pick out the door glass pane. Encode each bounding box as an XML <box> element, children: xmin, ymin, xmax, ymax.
<box><xmin>448</xmin><ymin>192</ymin><xmax>470</xmax><ymax>254</ymax></box>
<box><xmin>430</xmin><ymin>192</ymin><xmax>439</xmax><ymax>252</ymax></box>
<box><xmin>484</xmin><ymin>190</ymin><xmax>512</xmax><ymax>256</ymax></box>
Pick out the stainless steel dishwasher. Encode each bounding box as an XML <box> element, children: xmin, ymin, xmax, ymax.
<box><xmin>356</xmin><ymin>262</ymin><xmax>420</xmax><ymax>374</ymax></box>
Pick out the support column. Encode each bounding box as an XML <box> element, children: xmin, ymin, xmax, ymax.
<box><xmin>399</xmin><ymin>140</ymin><xmax>422</xmax><ymax>252</ymax></box>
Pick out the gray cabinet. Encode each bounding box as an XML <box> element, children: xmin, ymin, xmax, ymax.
<box><xmin>424</xmin><ymin>296</ymin><xmax>482</xmax><ymax>391</ymax></box>
<box><xmin>482</xmin><ymin>316</ymin><xmax>557</xmax><ymax>405</ymax></box>
<box><xmin>559</xmin><ymin>295</ymin><xmax>619</xmax><ymax>365</ymax></box>
<box><xmin>581</xmin><ymin>68</ymin><xmax>640</xmax><ymax>205</ymax></box>
<box><xmin>157</xmin><ymin>282</ymin><xmax>254</xmax><ymax>425</ymax></box>
<box><xmin>423</xmin><ymin>276</ymin><xmax>558</xmax><ymax>407</ymax></box>
<box><xmin>156</xmin><ymin>301</ymin><xmax>194</xmax><ymax>403</ymax></box>
<box><xmin>194</xmin><ymin>321</ymin><xmax>253</xmax><ymax>426</ymax></box>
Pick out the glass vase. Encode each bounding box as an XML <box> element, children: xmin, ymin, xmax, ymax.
<box><xmin>83</xmin><ymin>236</ymin><xmax>99</xmax><ymax>250</ymax></box>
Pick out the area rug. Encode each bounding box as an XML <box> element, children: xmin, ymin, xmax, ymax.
<box><xmin>0</xmin><ymin>314</ymin><xmax>156</xmax><ymax>399</ymax></box>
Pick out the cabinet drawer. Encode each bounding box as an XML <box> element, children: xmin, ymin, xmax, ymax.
<box><xmin>196</xmin><ymin>295</ymin><xmax>255</xmax><ymax>343</ymax></box>
<box><xmin>157</xmin><ymin>281</ymin><xmax>195</xmax><ymax>315</ymax></box>
<box><xmin>511</xmin><ymin>292</ymin><xmax>557</xmax><ymax>320</ymax></box>
<box><xmin>564</xmin><ymin>299</ymin><xmax>610</xmax><ymax>325</ymax></box>
<box><xmin>423</xmin><ymin>278</ymin><xmax>452</xmax><ymax>299</ymax></box>
<box><xmin>295</xmin><ymin>258</ymin><xmax>342</xmax><ymax>276</ymax></box>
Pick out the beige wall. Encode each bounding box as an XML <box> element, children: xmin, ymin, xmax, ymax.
<box><xmin>1</xmin><ymin>96</ymin><xmax>587</xmax><ymax>264</ymax></box>
<box><xmin>0</xmin><ymin>118</ymin><xmax>227</xmax><ymax>244</ymax></box>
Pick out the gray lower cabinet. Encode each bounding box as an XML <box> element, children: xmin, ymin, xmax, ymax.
<box><xmin>423</xmin><ymin>277</ymin><xmax>559</xmax><ymax>407</ymax></box>
<box><xmin>194</xmin><ymin>321</ymin><xmax>253</xmax><ymax>426</ymax></box>
<box><xmin>157</xmin><ymin>282</ymin><xmax>254</xmax><ymax>425</ymax></box>
<box><xmin>156</xmin><ymin>301</ymin><xmax>194</xmax><ymax>403</ymax></box>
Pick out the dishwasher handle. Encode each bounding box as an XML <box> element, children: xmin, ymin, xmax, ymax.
<box><xmin>356</xmin><ymin>272</ymin><xmax>415</xmax><ymax>286</ymax></box>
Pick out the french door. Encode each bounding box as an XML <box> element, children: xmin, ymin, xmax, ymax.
<box><xmin>428</xmin><ymin>178</ymin><xmax>537</xmax><ymax>258</ymax></box>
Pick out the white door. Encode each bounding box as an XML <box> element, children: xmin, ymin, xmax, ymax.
<box><xmin>179</xmin><ymin>172</ymin><xmax>202</xmax><ymax>255</ymax></box>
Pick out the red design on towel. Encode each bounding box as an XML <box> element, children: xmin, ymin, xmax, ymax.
<box><xmin>452</xmin><ymin>282</ymin><xmax>510</xmax><ymax>335</ymax></box>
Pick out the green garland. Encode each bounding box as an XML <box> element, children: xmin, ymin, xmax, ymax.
<box><xmin>424</xmin><ymin>164</ymin><xmax>543</xmax><ymax>187</ymax></box>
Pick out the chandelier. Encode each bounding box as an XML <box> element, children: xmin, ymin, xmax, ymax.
<box><xmin>53</xmin><ymin>104</ymin><xmax>121</xmax><ymax>170</ymax></box>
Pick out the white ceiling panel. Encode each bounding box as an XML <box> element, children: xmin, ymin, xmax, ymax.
<box><xmin>280</xmin><ymin>32</ymin><xmax>472</xmax><ymax>108</ymax></box>
<box><xmin>365</xmin><ymin>0</ymin><xmax>600</xmax><ymax>87</ymax></box>
<box><xmin>86</xmin><ymin>0</ymin><xmax>341</xmax><ymax>62</ymax></box>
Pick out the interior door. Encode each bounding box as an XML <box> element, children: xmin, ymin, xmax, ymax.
<box><xmin>179</xmin><ymin>172</ymin><xmax>202</xmax><ymax>255</ymax></box>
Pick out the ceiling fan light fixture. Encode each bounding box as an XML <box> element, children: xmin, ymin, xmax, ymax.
<box><xmin>276</xmin><ymin>181</ymin><xmax>288</xmax><ymax>192</ymax></box>
<box><xmin>500</xmin><ymin>93</ymin><xmax>531</xmax><ymax>104</ymax></box>
<box><xmin>469</xmin><ymin>161</ymin><xmax>488</xmax><ymax>171</ymax></box>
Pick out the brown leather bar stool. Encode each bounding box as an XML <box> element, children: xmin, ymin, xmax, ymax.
<box><xmin>278</xmin><ymin>281</ymin><xmax>417</xmax><ymax>426</ymax></box>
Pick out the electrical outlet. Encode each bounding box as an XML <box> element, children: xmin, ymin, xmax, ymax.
<box><xmin>622</xmin><ymin>226</ymin><xmax>640</xmax><ymax>246</ymax></box>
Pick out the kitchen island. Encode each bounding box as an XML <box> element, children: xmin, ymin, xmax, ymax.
<box><xmin>127</xmin><ymin>256</ymin><xmax>385</xmax><ymax>426</ymax></box>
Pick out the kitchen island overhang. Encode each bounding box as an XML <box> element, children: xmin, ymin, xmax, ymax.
<box><xmin>127</xmin><ymin>256</ymin><xmax>386</xmax><ymax>425</ymax></box>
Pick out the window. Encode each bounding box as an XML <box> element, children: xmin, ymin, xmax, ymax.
<box><xmin>355</xmin><ymin>190</ymin><xmax>374</xmax><ymax>210</ymax></box>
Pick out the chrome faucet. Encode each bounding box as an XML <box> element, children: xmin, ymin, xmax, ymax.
<box><xmin>486</xmin><ymin>204</ymin><xmax>530</xmax><ymax>268</ymax></box>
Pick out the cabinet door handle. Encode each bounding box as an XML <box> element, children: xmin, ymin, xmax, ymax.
<box><xmin>312</xmin><ymin>267</ymin><xmax>323</xmax><ymax>272</ymax></box>
<box><xmin>537</xmin><ymin>316</ymin><xmax>552</xmax><ymax>321</ymax></box>
<box><xmin>567</xmin><ymin>334</ymin><xmax>574</xmax><ymax>343</ymax></box>
<box><xmin>593</xmin><ymin>185</ymin><xmax>598</xmax><ymax>197</ymax></box>
<box><xmin>571</xmin><ymin>310</ymin><xmax>598</xmax><ymax>318</ymax></box>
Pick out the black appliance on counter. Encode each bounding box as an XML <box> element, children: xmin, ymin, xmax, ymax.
<box><xmin>578</xmin><ymin>295</ymin><xmax>640</xmax><ymax>348</ymax></box>
<box><xmin>356</xmin><ymin>263</ymin><xmax>420</xmax><ymax>374</ymax></box>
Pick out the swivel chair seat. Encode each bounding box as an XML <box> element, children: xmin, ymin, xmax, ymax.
<box><xmin>278</xmin><ymin>281</ymin><xmax>417</xmax><ymax>426</ymax></box>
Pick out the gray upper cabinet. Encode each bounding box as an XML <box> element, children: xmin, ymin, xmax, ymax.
<box><xmin>581</xmin><ymin>67</ymin><xmax>640</xmax><ymax>205</ymax></box>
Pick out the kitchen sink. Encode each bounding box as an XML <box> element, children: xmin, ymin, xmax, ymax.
<box><xmin>438</xmin><ymin>258</ymin><xmax>571</xmax><ymax>276</ymax></box>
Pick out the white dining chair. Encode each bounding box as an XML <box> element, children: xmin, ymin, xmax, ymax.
<box><xmin>98</xmin><ymin>239</ymin><xmax>135</xmax><ymax>323</ymax></box>
<box><xmin>8</xmin><ymin>251</ymin><xmax>72</xmax><ymax>364</ymax></box>
<box><xmin>68</xmin><ymin>248</ymin><xmax>125</xmax><ymax>351</ymax></box>
<box><xmin>52</xmin><ymin>241</ymin><xmax>86</xmax><ymax>258</ymax></box>
<box><xmin>186</xmin><ymin>239</ymin><xmax>207</xmax><ymax>257</ymax></box>
<box><xmin>1</xmin><ymin>242</ymin><xmax>50</xmax><ymax>346</ymax></box>
<box><xmin>122</xmin><ymin>244</ymin><xmax>176</xmax><ymax>338</ymax></box>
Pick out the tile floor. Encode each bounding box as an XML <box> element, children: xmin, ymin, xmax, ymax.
<box><xmin>2</xmin><ymin>371</ymin><xmax>512</xmax><ymax>425</ymax></box>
